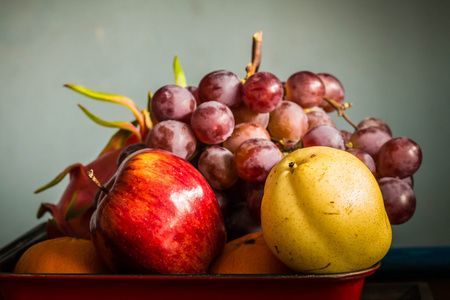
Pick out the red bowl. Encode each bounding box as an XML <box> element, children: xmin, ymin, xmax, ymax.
<box><xmin>0</xmin><ymin>263</ymin><xmax>379</xmax><ymax>300</ymax></box>
<box><xmin>0</xmin><ymin>223</ymin><xmax>380</xmax><ymax>300</ymax></box>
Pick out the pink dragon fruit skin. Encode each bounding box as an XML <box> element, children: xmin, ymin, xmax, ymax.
<box><xmin>37</xmin><ymin>147</ymin><xmax>123</xmax><ymax>239</ymax></box>
<box><xmin>36</xmin><ymin>126</ymin><xmax>143</xmax><ymax>240</ymax></box>
<box><xmin>34</xmin><ymin>78</ymin><xmax>162</xmax><ymax>239</ymax></box>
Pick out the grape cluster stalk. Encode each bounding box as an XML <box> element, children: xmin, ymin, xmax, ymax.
<box><xmin>119</xmin><ymin>31</ymin><xmax>423</xmax><ymax>240</ymax></box>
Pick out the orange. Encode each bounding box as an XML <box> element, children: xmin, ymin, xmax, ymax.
<box><xmin>13</xmin><ymin>236</ymin><xmax>110</xmax><ymax>274</ymax></box>
<box><xmin>208</xmin><ymin>231</ymin><xmax>293</xmax><ymax>274</ymax></box>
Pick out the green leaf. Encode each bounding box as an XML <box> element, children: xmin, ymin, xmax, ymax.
<box><xmin>78</xmin><ymin>104</ymin><xmax>142</xmax><ymax>142</ymax></box>
<box><xmin>98</xmin><ymin>126</ymin><xmax>136</xmax><ymax>157</ymax></box>
<box><xmin>65</xmin><ymin>191</ymin><xmax>94</xmax><ymax>221</ymax></box>
<box><xmin>173</xmin><ymin>56</ymin><xmax>187</xmax><ymax>87</ymax></box>
<box><xmin>34</xmin><ymin>163</ymin><xmax>84</xmax><ymax>194</ymax></box>
<box><xmin>64</xmin><ymin>84</ymin><xmax>145</xmax><ymax>130</ymax></box>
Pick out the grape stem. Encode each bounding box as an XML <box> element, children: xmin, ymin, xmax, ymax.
<box><xmin>245</xmin><ymin>31</ymin><xmax>263</xmax><ymax>79</ymax></box>
<box><xmin>322</xmin><ymin>96</ymin><xmax>358</xmax><ymax>130</ymax></box>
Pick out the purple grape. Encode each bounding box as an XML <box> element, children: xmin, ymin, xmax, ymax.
<box><xmin>233</xmin><ymin>138</ymin><xmax>284</xmax><ymax>183</ymax></box>
<box><xmin>306</xmin><ymin>106</ymin><xmax>336</xmax><ymax>131</ymax></box>
<box><xmin>117</xmin><ymin>143</ymin><xmax>147</xmax><ymax>167</ymax></box>
<box><xmin>376</xmin><ymin>137</ymin><xmax>422</xmax><ymax>178</ymax></box>
<box><xmin>341</xmin><ymin>130</ymin><xmax>352</xmax><ymax>146</ymax></box>
<box><xmin>212</xmin><ymin>188</ymin><xmax>232</xmax><ymax>218</ymax></box>
<box><xmin>242</xmin><ymin>72</ymin><xmax>284</xmax><ymax>113</ymax></box>
<box><xmin>198</xmin><ymin>146</ymin><xmax>239</xmax><ymax>190</ymax></box>
<box><xmin>285</xmin><ymin>71</ymin><xmax>325</xmax><ymax>109</ymax></box>
<box><xmin>245</xmin><ymin>182</ymin><xmax>265</xmax><ymax>222</ymax></box>
<box><xmin>190</xmin><ymin>101</ymin><xmax>235</xmax><ymax>145</ymax></box>
<box><xmin>357</xmin><ymin>117</ymin><xmax>392</xmax><ymax>136</ymax></box>
<box><xmin>378</xmin><ymin>177</ymin><xmax>416</xmax><ymax>225</ymax></box>
<box><xmin>302</xmin><ymin>125</ymin><xmax>346</xmax><ymax>150</ymax></box>
<box><xmin>226</xmin><ymin>201</ymin><xmax>261</xmax><ymax>241</ymax></box>
<box><xmin>145</xmin><ymin>120</ymin><xmax>197</xmax><ymax>160</ymax></box>
<box><xmin>150</xmin><ymin>85</ymin><xmax>197</xmax><ymax>123</ymax></box>
<box><xmin>230</xmin><ymin>101</ymin><xmax>270</xmax><ymax>128</ymax></box>
<box><xmin>198</xmin><ymin>70</ymin><xmax>242</xmax><ymax>108</ymax></box>
<box><xmin>223</xmin><ymin>122</ymin><xmax>271</xmax><ymax>153</ymax></box>
<box><xmin>317</xmin><ymin>73</ymin><xmax>345</xmax><ymax>113</ymax></box>
<box><xmin>349</xmin><ymin>126</ymin><xmax>392</xmax><ymax>159</ymax></box>
<box><xmin>267</xmin><ymin>100</ymin><xmax>309</xmax><ymax>146</ymax></box>
<box><xmin>346</xmin><ymin>148</ymin><xmax>376</xmax><ymax>175</ymax></box>
<box><xmin>223</xmin><ymin>178</ymin><xmax>249</xmax><ymax>206</ymax></box>
<box><xmin>402</xmin><ymin>175</ymin><xmax>414</xmax><ymax>188</ymax></box>
<box><xmin>186</xmin><ymin>86</ymin><xmax>201</xmax><ymax>105</ymax></box>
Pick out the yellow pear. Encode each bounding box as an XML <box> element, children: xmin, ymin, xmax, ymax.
<box><xmin>261</xmin><ymin>146</ymin><xmax>391</xmax><ymax>274</ymax></box>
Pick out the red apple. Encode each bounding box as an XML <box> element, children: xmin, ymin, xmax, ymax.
<box><xmin>90</xmin><ymin>148</ymin><xmax>227</xmax><ymax>274</ymax></box>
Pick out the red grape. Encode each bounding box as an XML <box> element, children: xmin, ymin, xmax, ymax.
<box><xmin>317</xmin><ymin>73</ymin><xmax>345</xmax><ymax>112</ymax></box>
<box><xmin>241</xmin><ymin>72</ymin><xmax>284</xmax><ymax>113</ymax></box>
<box><xmin>268</xmin><ymin>100</ymin><xmax>309</xmax><ymax>146</ymax></box>
<box><xmin>245</xmin><ymin>182</ymin><xmax>265</xmax><ymax>222</ymax></box>
<box><xmin>306</xmin><ymin>106</ymin><xmax>336</xmax><ymax>131</ymax></box>
<box><xmin>226</xmin><ymin>201</ymin><xmax>261</xmax><ymax>241</ymax></box>
<box><xmin>349</xmin><ymin>126</ymin><xmax>392</xmax><ymax>159</ymax></box>
<box><xmin>223</xmin><ymin>122</ymin><xmax>271</xmax><ymax>153</ymax></box>
<box><xmin>145</xmin><ymin>120</ymin><xmax>197</xmax><ymax>160</ymax></box>
<box><xmin>186</xmin><ymin>86</ymin><xmax>201</xmax><ymax>105</ymax></box>
<box><xmin>223</xmin><ymin>178</ymin><xmax>250</xmax><ymax>206</ymax></box>
<box><xmin>378</xmin><ymin>177</ymin><xmax>416</xmax><ymax>225</ymax></box>
<box><xmin>230</xmin><ymin>101</ymin><xmax>269</xmax><ymax>128</ymax></box>
<box><xmin>190</xmin><ymin>101</ymin><xmax>235</xmax><ymax>145</ymax></box>
<box><xmin>346</xmin><ymin>148</ymin><xmax>376</xmax><ymax>175</ymax></box>
<box><xmin>117</xmin><ymin>143</ymin><xmax>147</xmax><ymax>167</ymax></box>
<box><xmin>376</xmin><ymin>137</ymin><xmax>422</xmax><ymax>178</ymax></box>
<box><xmin>357</xmin><ymin>117</ymin><xmax>392</xmax><ymax>136</ymax></box>
<box><xmin>233</xmin><ymin>138</ymin><xmax>284</xmax><ymax>183</ymax></box>
<box><xmin>212</xmin><ymin>188</ymin><xmax>232</xmax><ymax>218</ymax></box>
<box><xmin>198</xmin><ymin>70</ymin><xmax>242</xmax><ymax>108</ymax></box>
<box><xmin>302</xmin><ymin>125</ymin><xmax>346</xmax><ymax>150</ymax></box>
<box><xmin>150</xmin><ymin>85</ymin><xmax>197</xmax><ymax>123</ymax></box>
<box><xmin>197</xmin><ymin>146</ymin><xmax>239</xmax><ymax>190</ymax></box>
<box><xmin>285</xmin><ymin>71</ymin><xmax>325</xmax><ymax>108</ymax></box>
<box><xmin>402</xmin><ymin>176</ymin><xmax>414</xmax><ymax>188</ymax></box>
<box><xmin>341</xmin><ymin>130</ymin><xmax>352</xmax><ymax>146</ymax></box>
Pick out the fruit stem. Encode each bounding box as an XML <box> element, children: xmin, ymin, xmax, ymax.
<box><xmin>288</xmin><ymin>161</ymin><xmax>298</xmax><ymax>173</ymax></box>
<box><xmin>322</xmin><ymin>96</ymin><xmax>358</xmax><ymax>130</ymax></box>
<box><xmin>87</xmin><ymin>169</ymin><xmax>110</xmax><ymax>194</ymax></box>
<box><xmin>245</xmin><ymin>31</ymin><xmax>263</xmax><ymax>79</ymax></box>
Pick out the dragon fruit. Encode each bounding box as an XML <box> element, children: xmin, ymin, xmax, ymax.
<box><xmin>35</xmin><ymin>56</ymin><xmax>187</xmax><ymax>239</ymax></box>
<box><xmin>35</xmin><ymin>84</ymin><xmax>151</xmax><ymax>239</ymax></box>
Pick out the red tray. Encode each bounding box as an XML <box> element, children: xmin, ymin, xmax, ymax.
<box><xmin>0</xmin><ymin>223</ymin><xmax>379</xmax><ymax>300</ymax></box>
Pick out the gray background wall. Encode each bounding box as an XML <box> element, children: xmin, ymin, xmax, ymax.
<box><xmin>1</xmin><ymin>0</ymin><xmax>449</xmax><ymax>249</ymax></box>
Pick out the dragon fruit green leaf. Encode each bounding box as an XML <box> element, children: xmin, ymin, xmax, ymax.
<box><xmin>64</xmin><ymin>83</ymin><xmax>145</xmax><ymax>132</ymax></box>
<box><xmin>34</xmin><ymin>163</ymin><xmax>84</xmax><ymax>194</ymax></box>
<box><xmin>98</xmin><ymin>125</ymin><xmax>139</xmax><ymax>157</ymax></box>
<box><xmin>77</xmin><ymin>104</ymin><xmax>142</xmax><ymax>142</ymax></box>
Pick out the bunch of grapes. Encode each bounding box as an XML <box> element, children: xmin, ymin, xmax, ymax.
<box><xmin>121</xmin><ymin>35</ymin><xmax>422</xmax><ymax>241</ymax></box>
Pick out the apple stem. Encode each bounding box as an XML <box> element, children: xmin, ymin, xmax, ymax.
<box><xmin>245</xmin><ymin>31</ymin><xmax>263</xmax><ymax>79</ymax></box>
<box><xmin>322</xmin><ymin>96</ymin><xmax>358</xmax><ymax>130</ymax></box>
<box><xmin>87</xmin><ymin>169</ymin><xmax>110</xmax><ymax>194</ymax></box>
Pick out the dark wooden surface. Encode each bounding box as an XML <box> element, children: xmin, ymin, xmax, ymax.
<box><xmin>363</xmin><ymin>246</ymin><xmax>450</xmax><ymax>300</ymax></box>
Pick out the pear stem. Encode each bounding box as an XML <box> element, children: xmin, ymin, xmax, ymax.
<box><xmin>87</xmin><ymin>169</ymin><xmax>109</xmax><ymax>194</ymax></box>
<box><xmin>322</xmin><ymin>96</ymin><xmax>358</xmax><ymax>130</ymax></box>
<box><xmin>288</xmin><ymin>161</ymin><xmax>298</xmax><ymax>173</ymax></box>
